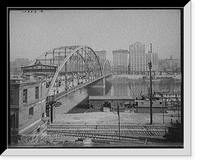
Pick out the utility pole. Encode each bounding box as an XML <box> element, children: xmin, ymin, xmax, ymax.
<box><xmin>50</xmin><ymin>103</ymin><xmax>54</xmax><ymax>124</ymax></box>
<box><xmin>177</xmin><ymin>96</ymin><xmax>180</xmax><ymax>121</ymax></box>
<box><xmin>148</xmin><ymin>61</ymin><xmax>153</xmax><ymax>125</ymax></box>
<box><xmin>50</xmin><ymin>91</ymin><xmax>56</xmax><ymax>124</ymax></box>
<box><xmin>117</xmin><ymin>103</ymin><xmax>120</xmax><ymax>141</ymax></box>
<box><xmin>162</xmin><ymin>94</ymin><xmax>164</xmax><ymax>124</ymax></box>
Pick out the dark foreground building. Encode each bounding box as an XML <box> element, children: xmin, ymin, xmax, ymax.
<box><xmin>10</xmin><ymin>76</ymin><xmax>49</xmax><ymax>144</ymax></box>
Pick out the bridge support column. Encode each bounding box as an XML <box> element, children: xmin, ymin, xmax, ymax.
<box><xmin>102</xmin><ymin>77</ymin><xmax>106</xmax><ymax>88</ymax></box>
<box><xmin>102</xmin><ymin>83</ymin><xmax>106</xmax><ymax>95</ymax></box>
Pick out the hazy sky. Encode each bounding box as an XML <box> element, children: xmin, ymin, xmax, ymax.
<box><xmin>10</xmin><ymin>9</ymin><xmax>181</xmax><ymax>62</ymax></box>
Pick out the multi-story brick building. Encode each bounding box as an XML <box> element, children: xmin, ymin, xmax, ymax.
<box><xmin>10</xmin><ymin>76</ymin><xmax>48</xmax><ymax>143</ymax></box>
<box><xmin>145</xmin><ymin>44</ymin><xmax>159</xmax><ymax>72</ymax></box>
<box><xmin>129</xmin><ymin>42</ymin><xmax>146</xmax><ymax>74</ymax></box>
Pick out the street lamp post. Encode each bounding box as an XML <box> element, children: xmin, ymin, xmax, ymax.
<box><xmin>148</xmin><ymin>61</ymin><xmax>153</xmax><ymax>125</ymax></box>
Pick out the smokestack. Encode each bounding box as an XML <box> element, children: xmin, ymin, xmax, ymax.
<box><xmin>150</xmin><ymin>43</ymin><xmax>152</xmax><ymax>53</ymax></box>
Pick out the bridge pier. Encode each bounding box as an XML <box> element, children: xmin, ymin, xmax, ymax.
<box><xmin>103</xmin><ymin>77</ymin><xmax>105</xmax><ymax>88</ymax></box>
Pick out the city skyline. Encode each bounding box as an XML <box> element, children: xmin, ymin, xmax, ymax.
<box><xmin>10</xmin><ymin>9</ymin><xmax>181</xmax><ymax>62</ymax></box>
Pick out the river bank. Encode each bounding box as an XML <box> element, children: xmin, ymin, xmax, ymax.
<box><xmin>112</xmin><ymin>74</ymin><xmax>143</xmax><ymax>80</ymax></box>
<box><xmin>112</xmin><ymin>74</ymin><xmax>181</xmax><ymax>82</ymax></box>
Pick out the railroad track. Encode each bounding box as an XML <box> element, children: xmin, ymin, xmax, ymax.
<box><xmin>47</xmin><ymin>129</ymin><xmax>166</xmax><ymax>137</ymax></box>
<box><xmin>47</xmin><ymin>131</ymin><xmax>139</xmax><ymax>142</ymax></box>
<box><xmin>46</xmin><ymin>124</ymin><xmax>168</xmax><ymax>142</ymax></box>
<box><xmin>47</xmin><ymin>124</ymin><xmax>168</xmax><ymax>130</ymax></box>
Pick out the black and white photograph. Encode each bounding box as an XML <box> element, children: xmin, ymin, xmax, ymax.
<box><xmin>4</xmin><ymin>2</ymin><xmax>192</xmax><ymax>156</ymax></box>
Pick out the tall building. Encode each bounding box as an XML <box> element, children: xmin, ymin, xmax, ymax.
<box><xmin>145</xmin><ymin>43</ymin><xmax>159</xmax><ymax>71</ymax></box>
<box><xmin>113</xmin><ymin>49</ymin><xmax>129</xmax><ymax>74</ymax></box>
<box><xmin>129</xmin><ymin>42</ymin><xmax>146</xmax><ymax>74</ymax></box>
<box><xmin>146</xmin><ymin>52</ymin><xmax>159</xmax><ymax>71</ymax></box>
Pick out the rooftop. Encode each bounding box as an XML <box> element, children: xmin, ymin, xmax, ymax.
<box><xmin>112</xmin><ymin>49</ymin><xmax>129</xmax><ymax>53</ymax></box>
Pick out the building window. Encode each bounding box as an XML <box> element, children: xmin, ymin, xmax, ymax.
<box><xmin>23</xmin><ymin>89</ymin><xmax>27</xmax><ymax>103</ymax></box>
<box><xmin>29</xmin><ymin>107</ymin><xmax>34</xmax><ymax>116</ymax></box>
<box><xmin>10</xmin><ymin>89</ymin><xmax>14</xmax><ymax>104</ymax></box>
<box><xmin>10</xmin><ymin>114</ymin><xmax>16</xmax><ymax>128</ymax></box>
<box><xmin>35</xmin><ymin>86</ymin><xmax>39</xmax><ymax>99</ymax></box>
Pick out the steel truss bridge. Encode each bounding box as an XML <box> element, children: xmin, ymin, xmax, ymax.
<box><xmin>23</xmin><ymin>45</ymin><xmax>112</xmax><ymax>101</ymax></box>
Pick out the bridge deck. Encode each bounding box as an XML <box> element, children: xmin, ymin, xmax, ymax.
<box><xmin>54</xmin><ymin>74</ymin><xmax>111</xmax><ymax>101</ymax></box>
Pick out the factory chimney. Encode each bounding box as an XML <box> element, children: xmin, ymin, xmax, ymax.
<box><xmin>150</xmin><ymin>43</ymin><xmax>152</xmax><ymax>53</ymax></box>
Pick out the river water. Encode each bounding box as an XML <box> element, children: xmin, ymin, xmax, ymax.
<box><xmin>54</xmin><ymin>75</ymin><xmax>181</xmax><ymax>114</ymax></box>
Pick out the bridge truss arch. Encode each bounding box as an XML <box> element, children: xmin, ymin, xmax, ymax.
<box><xmin>29</xmin><ymin>45</ymin><xmax>104</xmax><ymax>97</ymax></box>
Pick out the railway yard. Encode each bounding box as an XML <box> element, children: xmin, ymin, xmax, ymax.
<box><xmin>15</xmin><ymin>110</ymin><xmax>182</xmax><ymax>147</ymax></box>
<box><xmin>46</xmin><ymin>124</ymin><xmax>168</xmax><ymax>146</ymax></box>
